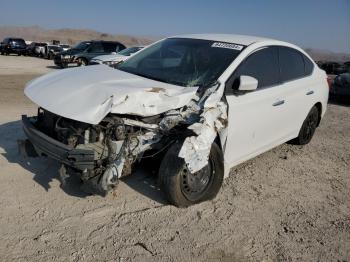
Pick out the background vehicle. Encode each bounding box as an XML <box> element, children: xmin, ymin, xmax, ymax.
<box><xmin>21</xmin><ymin>34</ymin><xmax>328</xmax><ymax>207</ymax></box>
<box><xmin>59</xmin><ymin>44</ymin><xmax>70</xmax><ymax>51</ymax></box>
<box><xmin>45</xmin><ymin>45</ymin><xmax>64</xmax><ymax>59</ymax></box>
<box><xmin>25</xmin><ymin>42</ymin><xmax>38</xmax><ymax>56</ymax></box>
<box><xmin>330</xmin><ymin>73</ymin><xmax>350</xmax><ymax>99</ymax></box>
<box><xmin>26</xmin><ymin>42</ymin><xmax>48</xmax><ymax>57</ymax></box>
<box><xmin>54</xmin><ymin>40</ymin><xmax>126</xmax><ymax>68</ymax></box>
<box><xmin>89</xmin><ymin>46</ymin><xmax>144</xmax><ymax>65</ymax></box>
<box><xmin>318</xmin><ymin>61</ymin><xmax>348</xmax><ymax>75</ymax></box>
<box><xmin>0</xmin><ymin>37</ymin><xmax>27</xmax><ymax>55</ymax></box>
<box><xmin>35</xmin><ymin>42</ymin><xmax>48</xmax><ymax>57</ymax></box>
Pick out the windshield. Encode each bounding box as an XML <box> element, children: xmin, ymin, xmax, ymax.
<box><xmin>117</xmin><ymin>38</ymin><xmax>243</xmax><ymax>87</ymax></box>
<box><xmin>12</xmin><ymin>39</ymin><xmax>25</xmax><ymax>44</ymax></box>
<box><xmin>117</xmin><ymin>46</ymin><xmax>143</xmax><ymax>56</ymax></box>
<box><xmin>73</xmin><ymin>42</ymin><xmax>91</xmax><ymax>50</ymax></box>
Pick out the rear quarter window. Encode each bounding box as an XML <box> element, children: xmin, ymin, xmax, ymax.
<box><xmin>303</xmin><ymin>55</ymin><xmax>314</xmax><ymax>75</ymax></box>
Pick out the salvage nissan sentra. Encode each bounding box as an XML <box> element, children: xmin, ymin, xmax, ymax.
<box><xmin>19</xmin><ymin>34</ymin><xmax>329</xmax><ymax>207</ymax></box>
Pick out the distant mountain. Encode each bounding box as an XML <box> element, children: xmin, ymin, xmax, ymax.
<box><xmin>305</xmin><ymin>48</ymin><xmax>350</xmax><ymax>63</ymax></box>
<box><xmin>0</xmin><ymin>26</ymin><xmax>155</xmax><ymax>46</ymax></box>
<box><xmin>1</xmin><ymin>26</ymin><xmax>349</xmax><ymax>62</ymax></box>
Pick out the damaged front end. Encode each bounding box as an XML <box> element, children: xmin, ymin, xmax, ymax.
<box><xmin>20</xmin><ymin>108</ymin><xmax>165</xmax><ymax>195</ymax></box>
<box><xmin>19</xmin><ymin>81</ymin><xmax>228</xmax><ymax>196</ymax></box>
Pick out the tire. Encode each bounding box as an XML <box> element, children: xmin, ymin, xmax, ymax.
<box><xmin>59</xmin><ymin>63</ymin><xmax>68</xmax><ymax>69</ymax></box>
<box><xmin>159</xmin><ymin>140</ymin><xmax>224</xmax><ymax>207</ymax></box>
<box><xmin>17</xmin><ymin>53</ymin><xmax>21</xmax><ymax>56</ymax></box>
<box><xmin>290</xmin><ymin>106</ymin><xmax>319</xmax><ymax>145</ymax></box>
<box><xmin>77</xmin><ymin>58</ymin><xmax>87</xmax><ymax>66</ymax></box>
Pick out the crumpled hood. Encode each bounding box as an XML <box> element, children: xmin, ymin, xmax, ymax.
<box><xmin>25</xmin><ymin>65</ymin><xmax>198</xmax><ymax>124</ymax></box>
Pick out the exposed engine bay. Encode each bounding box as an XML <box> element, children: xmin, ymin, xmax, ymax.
<box><xmin>22</xmin><ymin>82</ymin><xmax>228</xmax><ymax>195</ymax></box>
<box><xmin>30</xmin><ymin>108</ymin><xmax>171</xmax><ymax>194</ymax></box>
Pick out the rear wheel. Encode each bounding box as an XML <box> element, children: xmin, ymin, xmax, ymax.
<box><xmin>290</xmin><ymin>106</ymin><xmax>319</xmax><ymax>145</ymax></box>
<box><xmin>159</xmin><ymin>140</ymin><xmax>224</xmax><ymax>207</ymax></box>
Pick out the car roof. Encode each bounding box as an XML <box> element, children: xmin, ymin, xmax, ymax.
<box><xmin>90</xmin><ymin>40</ymin><xmax>123</xmax><ymax>43</ymax></box>
<box><xmin>8</xmin><ymin>37</ymin><xmax>25</xmax><ymax>41</ymax></box>
<box><xmin>171</xmin><ymin>34</ymin><xmax>274</xmax><ymax>46</ymax></box>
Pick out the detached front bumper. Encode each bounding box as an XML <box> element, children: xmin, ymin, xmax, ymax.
<box><xmin>20</xmin><ymin>115</ymin><xmax>95</xmax><ymax>171</ymax></box>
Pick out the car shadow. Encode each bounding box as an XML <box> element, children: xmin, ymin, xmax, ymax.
<box><xmin>0</xmin><ymin>120</ymin><xmax>166</xmax><ymax>204</ymax></box>
<box><xmin>46</xmin><ymin>65</ymin><xmax>79</xmax><ymax>69</ymax></box>
<box><xmin>46</xmin><ymin>65</ymin><xmax>61</xmax><ymax>69</ymax></box>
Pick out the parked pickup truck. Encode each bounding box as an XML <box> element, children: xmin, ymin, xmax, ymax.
<box><xmin>0</xmin><ymin>37</ymin><xmax>27</xmax><ymax>55</ymax></box>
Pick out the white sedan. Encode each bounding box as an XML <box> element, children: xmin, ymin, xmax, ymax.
<box><xmin>20</xmin><ymin>34</ymin><xmax>328</xmax><ymax>207</ymax></box>
<box><xmin>89</xmin><ymin>46</ymin><xmax>144</xmax><ymax>66</ymax></box>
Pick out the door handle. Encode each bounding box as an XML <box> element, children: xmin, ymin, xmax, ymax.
<box><xmin>272</xmin><ymin>100</ymin><xmax>285</xmax><ymax>106</ymax></box>
<box><xmin>306</xmin><ymin>90</ymin><xmax>314</xmax><ymax>95</ymax></box>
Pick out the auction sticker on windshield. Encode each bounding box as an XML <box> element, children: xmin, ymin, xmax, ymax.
<box><xmin>211</xmin><ymin>42</ymin><xmax>243</xmax><ymax>51</ymax></box>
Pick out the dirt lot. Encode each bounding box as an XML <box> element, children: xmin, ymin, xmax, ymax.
<box><xmin>0</xmin><ymin>55</ymin><xmax>349</xmax><ymax>262</ymax></box>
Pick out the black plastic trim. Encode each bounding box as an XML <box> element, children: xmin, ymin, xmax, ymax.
<box><xmin>22</xmin><ymin>115</ymin><xmax>95</xmax><ymax>171</ymax></box>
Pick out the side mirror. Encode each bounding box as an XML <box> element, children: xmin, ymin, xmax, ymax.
<box><xmin>238</xmin><ymin>75</ymin><xmax>258</xmax><ymax>91</ymax></box>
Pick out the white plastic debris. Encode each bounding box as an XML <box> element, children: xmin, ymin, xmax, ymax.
<box><xmin>179</xmin><ymin>101</ymin><xmax>227</xmax><ymax>173</ymax></box>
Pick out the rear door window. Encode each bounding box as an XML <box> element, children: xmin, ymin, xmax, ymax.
<box><xmin>102</xmin><ymin>42</ymin><xmax>126</xmax><ymax>53</ymax></box>
<box><xmin>88</xmin><ymin>42</ymin><xmax>104</xmax><ymax>53</ymax></box>
<box><xmin>102</xmin><ymin>42</ymin><xmax>117</xmax><ymax>52</ymax></box>
<box><xmin>279</xmin><ymin>47</ymin><xmax>306</xmax><ymax>82</ymax></box>
<box><xmin>303</xmin><ymin>55</ymin><xmax>314</xmax><ymax>75</ymax></box>
<box><xmin>231</xmin><ymin>46</ymin><xmax>280</xmax><ymax>89</ymax></box>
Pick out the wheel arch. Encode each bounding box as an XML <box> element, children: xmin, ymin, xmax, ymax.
<box><xmin>314</xmin><ymin>102</ymin><xmax>322</xmax><ymax>126</ymax></box>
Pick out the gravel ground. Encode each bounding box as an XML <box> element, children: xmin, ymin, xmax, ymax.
<box><xmin>0</xmin><ymin>55</ymin><xmax>349</xmax><ymax>261</ymax></box>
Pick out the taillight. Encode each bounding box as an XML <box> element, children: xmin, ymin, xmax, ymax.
<box><xmin>327</xmin><ymin>76</ymin><xmax>333</xmax><ymax>90</ymax></box>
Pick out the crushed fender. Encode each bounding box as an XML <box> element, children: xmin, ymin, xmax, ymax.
<box><xmin>179</xmin><ymin>101</ymin><xmax>227</xmax><ymax>173</ymax></box>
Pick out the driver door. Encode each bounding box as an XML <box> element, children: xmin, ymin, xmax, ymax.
<box><xmin>224</xmin><ymin>46</ymin><xmax>288</xmax><ymax>167</ymax></box>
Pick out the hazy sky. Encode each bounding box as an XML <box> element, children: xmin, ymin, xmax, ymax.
<box><xmin>1</xmin><ymin>0</ymin><xmax>349</xmax><ymax>52</ymax></box>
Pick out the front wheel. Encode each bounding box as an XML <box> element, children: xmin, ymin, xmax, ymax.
<box><xmin>59</xmin><ymin>63</ymin><xmax>68</xmax><ymax>69</ymax></box>
<box><xmin>77</xmin><ymin>58</ymin><xmax>87</xmax><ymax>66</ymax></box>
<box><xmin>290</xmin><ymin>106</ymin><xmax>319</xmax><ymax>145</ymax></box>
<box><xmin>159</xmin><ymin>140</ymin><xmax>224</xmax><ymax>207</ymax></box>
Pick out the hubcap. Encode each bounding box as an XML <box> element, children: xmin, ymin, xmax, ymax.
<box><xmin>180</xmin><ymin>159</ymin><xmax>214</xmax><ymax>202</ymax></box>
